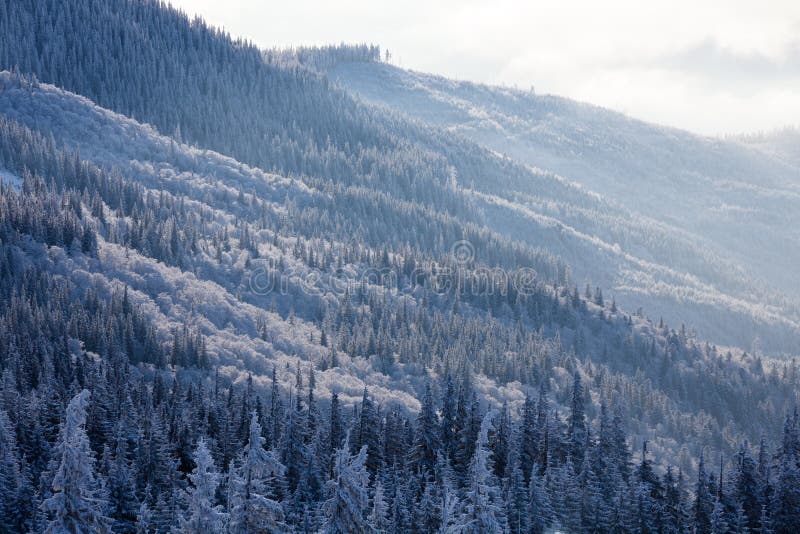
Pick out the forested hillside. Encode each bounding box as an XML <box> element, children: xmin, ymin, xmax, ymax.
<box><xmin>0</xmin><ymin>0</ymin><xmax>799</xmax><ymax>532</ymax></box>
<box><xmin>326</xmin><ymin>58</ymin><xmax>800</xmax><ymax>356</ymax></box>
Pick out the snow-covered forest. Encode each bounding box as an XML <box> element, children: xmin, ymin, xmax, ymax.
<box><xmin>0</xmin><ymin>0</ymin><xmax>799</xmax><ymax>532</ymax></box>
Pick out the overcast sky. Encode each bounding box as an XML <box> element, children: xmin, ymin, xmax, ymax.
<box><xmin>170</xmin><ymin>0</ymin><xmax>800</xmax><ymax>136</ymax></box>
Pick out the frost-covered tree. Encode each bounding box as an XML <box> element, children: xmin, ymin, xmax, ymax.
<box><xmin>368</xmin><ymin>481</ymin><xmax>389</xmax><ymax>532</ymax></box>
<box><xmin>528</xmin><ymin>464</ymin><xmax>552</xmax><ymax>534</ymax></box>
<box><xmin>504</xmin><ymin>455</ymin><xmax>529</xmax><ymax>534</ymax></box>
<box><xmin>567</xmin><ymin>371</ymin><xmax>587</xmax><ymax>466</ymax></box>
<box><xmin>228</xmin><ymin>412</ymin><xmax>290</xmax><ymax>534</ymax></box>
<box><xmin>180</xmin><ymin>438</ymin><xmax>227</xmax><ymax>533</ymax></box>
<box><xmin>135</xmin><ymin>502</ymin><xmax>152</xmax><ymax>534</ymax></box>
<box><xmin>410</xmin><ymin>384</ymin><xmax>441</xmax><ymax>476</ymax></box>
<box><xmin>40</xmin><ymin>390</ymin><xmax>111</xmax><ymax>534</ymax></box>
<box><xmin>774</xmin><ymin>453</ymin><xmax>800</xmax><ymax>534</ymax></box>
<box><xmin>354</xmin><ymin>389</ymin><xmax>382</xmax><ymax>475</ymax></box>
<box><xmin>103</xmin><ymin>425</ymin><xmax>138</xmax><ymax>533</ymax></box>
<box><xmin>453</xmin><ymin>411</ymin><xmax>508</xmax><ymax>533</ymax></box>
<box><xmin>320</xmin><ymin>437</ymin><xmax>372</xmax><ymax>534</ymax></box>
<box><xmin>0</xmin><ymin>408</ymin><xmax>24</xmax><ymax>531</ymax></box>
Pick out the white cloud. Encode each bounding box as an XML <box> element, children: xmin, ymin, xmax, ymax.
<box><xmin>169</xmin><ymin>0</ymin><xmax>800</xmax><ymax>135</ymax></box>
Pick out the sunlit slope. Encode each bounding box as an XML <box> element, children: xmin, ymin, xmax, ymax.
<box><xmin>328</xmin><ymin>59</ymin><xmax>800</xmax><ymax>354</ymax></box>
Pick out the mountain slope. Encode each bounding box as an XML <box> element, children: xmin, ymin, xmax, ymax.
<box><xmin>739</xmin><ymin>127</ymin><xmax>800</xmax><ymax>168</ymax></box>
<box><xmin>2</xmin><ymin>68</ymin><xmax>796</xmax><ymax>470</ymax></box>
<box><xmin>6</xmin><ymin>0</ymin><xmax>799</xmax><ymax>353</ymax></box>
<box><xmin>326</xmin><ymin>58</ymin><xmax>800</xmax><ymax>354</ymax></box>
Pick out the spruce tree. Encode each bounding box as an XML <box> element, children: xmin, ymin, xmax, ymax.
<box><xmin>0</xmin><ymin>408</ymin><xmax>23</xmax><ymax>531</ymax></box>
<box><xmin>228</xmin><ymin>413</ymin><xmax>290</xmax><ymax>534</ymax></box>
<box><xmin>104</xmin><ymin>424</ymin><xmax>138</xmax><ymax>533</ymax></box>
<box><xmin>180</xmin><ymin>437</ymin><xmax>227</xmax><ymax>533</ymax></box>
<box><xmin>355</xmin><ymin>389</ymin><xmax>383</xmax><ymax>475</ymax></box>
<box><xmin>773</xmin><ymin>453</ymin><xmax>800</xmax><ymax>534</ymax></box>
<box><xmin>694</xmin><ymin>452</ymin><xmax>714</xmax><ymax>534</ymax></box>
<box><xmin>734</xmin><ymin>441</ymin><xmax>762</xmax><ymax>531</ymax></box>
<box><xmin>567</xmin><ymin>371</ymin><xmax>587</xmax><ymax>466</ymax></box>
<box><xmin>40</xmin><ymin>389</ymin><xmax>111</xmax><ymax>534</ymax></box>
<box><xmin>454</xmin><ymin>411</ymin><xmax>508</xmax><ymax>532</ymax></box>
<box><xmin>368</xmin><ymin>481</ymin><xmax>390</xmax><ymax>532</ymax></box>
<box><xmin>410</xmin><ymin>384</ymin><xmax>442</xmax><ymax>476</ymax></box>
<box><xmin>320</xmin><ymin>437</ymin><xmax>372</xmax><ymax>534</ymax></box>
<box><xmin>528</xmin><ymin>463</ymin><xmax>551</xmax><ymax>534</ymax></box>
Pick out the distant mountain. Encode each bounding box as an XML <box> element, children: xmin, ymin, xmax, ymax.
<box><xmin>326</xmin><ymin>59</ymin><xmax>800</xmax><ymax>355</ymax></box>
<box><xmin>738</xmin><ymin>126</ymin><xmax>800</xmax><ymax>168</ymax></box>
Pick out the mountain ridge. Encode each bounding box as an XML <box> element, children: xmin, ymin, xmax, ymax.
<box><xmin>324</xmin><ymin>56</ymin><xmax>800</xmax><ymax>354</ymax></box>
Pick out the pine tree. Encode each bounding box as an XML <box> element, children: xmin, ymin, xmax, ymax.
<box><xmin>610</xmin><ymin>402</ymin><xmax>631</xmax><ymax>482</ymax></box>
<box><xmin>104</xmin><ymin>424</ymin><xmax>138</xmax><ymax>533</ymax></box>
<box><xmin>578</xmin><ymin>451</ymin><xmax>606</xmax><ymax>532</ymax></box>
<box><xmin>528</xmin><ymin>464</ymin><xmax>551</xmax><ymax>534</ymax></box>
<box><xmin>455</xmin><ymin>392</ymin><xmax>481</xmax><ymax>481</ymax></box>
<box><xmin>368</xmin><ymin>481</ymin><xmax>390</xmax><ymax>532</ymax></box>
<box><xmin>662</xmin><ymin>467</ymin><xmax>688</xmax><ymax>534</ymax></box>
<box><xmin>41</xmin><ymin>389</ymin><xmax>112</xmax><ymax>534</ymax></box>
<box><xmin>0</xmin><ymin>408</ymin><xmax>23</xmax><ymax>531</ymax></box>
<box><xmin>489</xmin><ymin>401</ymin><xmax>511</xmax><ymax>480</ymax></box>
<box><xmin>180</xmin><ymin>437</ymin><xmax>227</xmax><ymax>533</ymax></box>
<box><xmin>440</xmin><ymin>376</ymin><xmax>458</xmax><ymax>462</ymax></box>
<box><xmin>327</xmin><ymin>392</ymin><xmax>344</xmax><ymax>478</ymax></box>
<box><xmin>355</xmin><ymin>389</ymin><xmax>383</xmax><ymax>475</ymax></box>
<box><xmin>410</xmin><ymin>384</ymin><xmax>442</xmax><ymax>475</ymax></box>
<box><xmin>734</xmin><ymin>441</ymin><xmax>762</xmax><ymax>531</ymax></box>
<box><xmin>694</xmin><ymin>452</ymin><xmax>715</xmax><ymax>534</ymax></box>
<box><xmin>505</xmin><ymin>455</ymin><xmax>529</xmax><ymax>534</ymax></box>
<box><xmin>773</xmin><ymin>453</ymin><xmax>800</xmax><ymax>534</ymax></box>
<box><xmin>710</xmin><ymin>498</ymin><xmax>730</xmax><ymax>534</ymax></box>
<box><xmin>439</xmin><ymin>476</ymin><xmax>460</xmax><ymax>533</ymax></box>
<box><xmin>758</xmin><ymin>503</ymin><xmax>774</xmax><ymax>534</ymax></box>
<box><xmin>567</xmin><ymin>371</ymin><xmax>587</xmax><ymax>466</ymax></box>
<box><xmin>279</xmin><ymin>395</ymin><xmax>309</xmax><ymax>500</ymax></box>
<box><xmin>268</xmin><ymin>367</ymin><xmax>284</xmax><ymax>449</ymax></box>
<box><xmin>228</xmin><ymin>412</ymin><xmax>290</xmax><ymax>534</ymax></box>
<box><xmin>417</xmin><ymin>475</ymin><xmax>442</xmax><ymax>533</ymax></box>
<box><xmin>454</xmin><ymin>410</ymin><xmax>508</xmax><ymax>532</ymax></box>
<box><xmin>519</xmin><ymin>392</ymin><xmax>538</xmax><ymax>485</ymax></box>
<box><xmin>320</xmin><ymin>437</ymin><xmax>372</xmax><ymax>534</ymax></box>
<box><xmin>389</xmin><ymin>467</ymin><xmax>414</xmax><ymax>533</ymax></box>
<box><xmin>135</xmin><ymin>501</ymin><xmax>152</xmax><ymax>534</ymax></box>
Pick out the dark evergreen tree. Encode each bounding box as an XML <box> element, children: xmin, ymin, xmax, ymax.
<box><xmin>567</xmin><ymin>371</ymin><xmax>587</xmax><ymax>467</ymax></box>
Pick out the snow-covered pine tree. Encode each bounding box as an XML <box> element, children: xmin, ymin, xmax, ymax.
<box><xmin>734</xmin><ymin>441</ymin><xmax>762</xmax><ymax>531</ymax></box>
<box><xmin>519</xmin><ymin>392</ymin><xmax>538</xmax><ymax>485</ymax></box>
<box><xmin>355</xmin><ymin>389</ymin><xmax>382</xmax><ymax>475</ymax></box>
<box><xmin>102</xmin><ymin>425</ymin><xmax>138</xmax><ymax>533</ymax></box>
<box><xmin>0</xmin><ymin>408</ymin><xmax>24</xmax><ymax>531</ymax></box>
<box><xmin>409</xmin><ymin>384</ymin><xmax>442</xmax><ymax>476</ymax></box>
<box><xmin>135</xmin><ymin>501</ymin><xmax>152</xmax><ymax>534</ymax></box>
<box><xmin>504</xmin><ymin>454</ymin><xmax>529</xmax><ymax>534</ymax></box>
<box><xmin>40</xmin><ymin>389</ymin><xmax>112</xmax><ymax>534</ymax></box>
<box><xmin>228</xmin><ymin>412</ymin><xmax>290</xmax><ymax>534</ymax></box>
<box><xmin>453</xmin><ymin>410</ymin><xmax>508</xmax><ymax>533</ymax></box>
<box><xmin>440</xmin><ymin>376</ymin><xmax>458</xmax><ymax>462</ymax></box>
<box><xmin>773</xmin><ymin>453</ymin><xmax>800</xmax><ymax>534</ymax></box>
<box><xmin>320</xmin><ymin>436</ymin><xmax>372</xmax><ymax>534</ymax></box>
<box><xmin>567</xmin><ymin>371</ymin><xmax>587</xmax><ymax>466</ymax></box>
<box><xmin>180</xmin><ymin>437</ymin><xmax>227</xmax><ymax>533</ymax></box>
<box><xmin>368</xmin><ymin>480</ymin><xmax>389</xmax><ymax>532</ymax></box>
<box><xmin>527</xmin><ymin>463</ymin><xmax>552</xmax><ymax>534</ymax></box>
<box><xmin>693</xmin><ymin>452</ymin><xmax>715</xmax><ymax>534</ymax></box>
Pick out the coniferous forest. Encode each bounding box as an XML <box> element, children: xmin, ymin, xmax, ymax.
<box><xmin>0</xmin><ymin>0</ymin><xmax>799</xmax><ymax>532</ymax></box>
